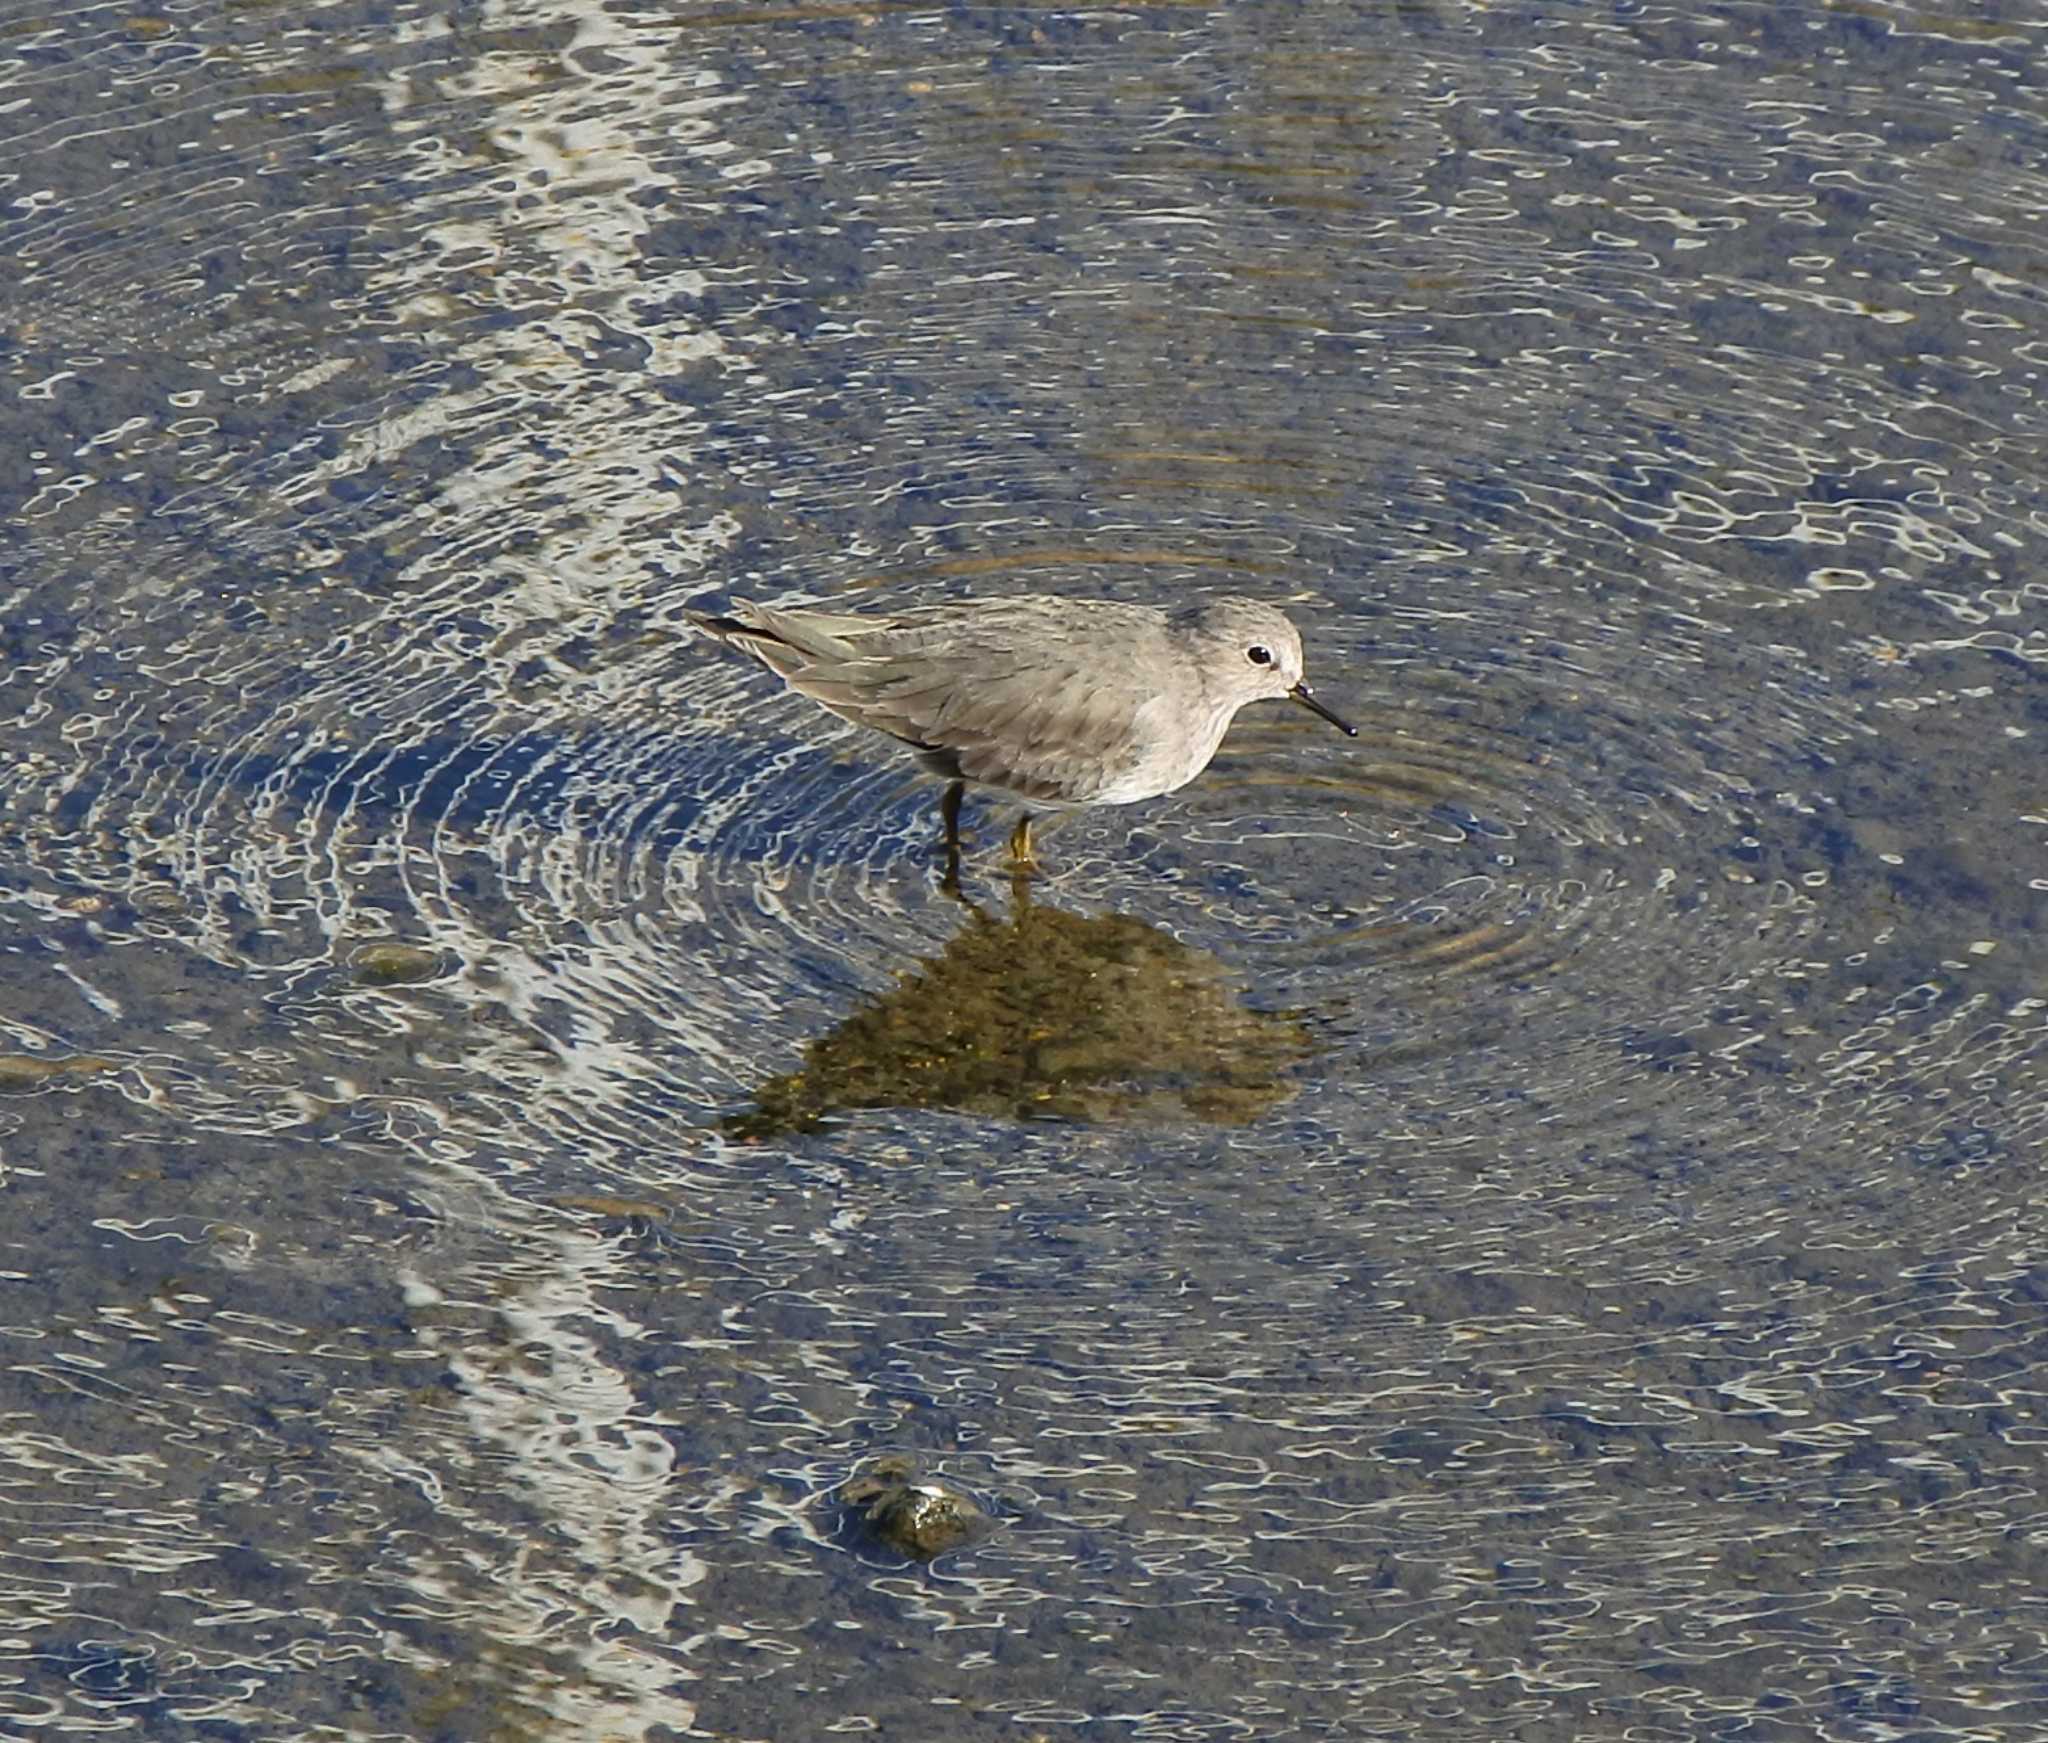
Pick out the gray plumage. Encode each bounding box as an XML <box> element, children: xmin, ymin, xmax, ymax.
<box><xmin>689</xmin><ymin>593</ymin><xmax>1354</xmax><ymax>809</ymax></box>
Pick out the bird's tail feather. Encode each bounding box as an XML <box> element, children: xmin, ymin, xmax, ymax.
<box><xmin>691</xmin><ymin>602</ymin><xmax>878</xmax><ymax>667</ymax></box>
<box><xmin>688</xmin><ymin>612</ymin><xmax>771</xmax><ymax>644</ymax></box>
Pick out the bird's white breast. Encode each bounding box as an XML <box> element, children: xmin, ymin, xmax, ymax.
<box><xmin>1087</xmin><ymin>693</ymin><xmax>1234</xmax><ymax>804</ymax></box>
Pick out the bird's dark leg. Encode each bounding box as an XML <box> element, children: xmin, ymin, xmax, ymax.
<box><xmin>938</xmin><ymin>780</ymin><xmax>966</xmax><ymax>899</ymax></box>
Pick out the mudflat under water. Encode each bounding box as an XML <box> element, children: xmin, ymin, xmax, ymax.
<box><xmin>3</xmin><ymin>1</ymin><xmax>2046</xmax><ymax>1737</ymax></box>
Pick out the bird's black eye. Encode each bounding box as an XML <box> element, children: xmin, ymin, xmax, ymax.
<box><xmin>1246</xmin><ymin>644</ymin><xmax>1273</xmax><ymax>666</ymax></box>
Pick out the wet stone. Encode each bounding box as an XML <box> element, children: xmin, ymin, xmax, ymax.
<box><xmin>0</xmin><ymin>1055</ymin><xmax>114</xmax><ymax>1093</ymax></box>
<box><xmin>838</xmin><ymin>1456</ymin><xmax>992</xmax><ymax>1560</ymax></box>
<box><xmin>350</xmin><ymin>943</ymin><xmax>444</xmax><ymax>986</ymax></box>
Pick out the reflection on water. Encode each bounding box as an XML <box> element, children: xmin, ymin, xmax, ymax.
<box><xmin>731</xmin><ymin>877</ymin><xmax>1311</xmax><ymax>1135</ymax></box>
<box><xmin>3</xmin><ymin>0</ymin><xmax>2048</xmax><ymax>1736</ymax></box>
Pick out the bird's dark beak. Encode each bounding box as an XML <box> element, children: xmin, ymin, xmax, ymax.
<box><xmin>1290</xmin><ymin>682</ymin><xmax>1357</xmax><ymax>737</ymax></box>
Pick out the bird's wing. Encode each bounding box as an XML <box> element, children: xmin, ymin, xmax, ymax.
<box><xmin>837</xmin><ymin>655</ymin><xmax>1156</xmax><ymax>802</ymax></box>
<box><xmin>696</xmin><ymin>600</ymin><xmax>1189</xmax><ymax>802</ymax></box>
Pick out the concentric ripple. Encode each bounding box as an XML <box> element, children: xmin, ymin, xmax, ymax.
<box><xmin>8</xmin><ymin>530</ymin><xmax>1912</xmax><ymax>1167</ymax></box>
<box><xmin>5</xmin><ymin>0</ymin><xmax>2048</xmax><ymax>1738</ymax></box>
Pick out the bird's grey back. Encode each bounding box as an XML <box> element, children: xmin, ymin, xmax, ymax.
<box><xmin>697</xmin><ymin>595</ymin><xmax>1215</xmax><ymax>804</ymax></box>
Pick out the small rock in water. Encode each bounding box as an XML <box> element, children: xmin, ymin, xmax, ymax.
<box><xmin>0</xmin><ymin>1054</ymin><xmax>114</xmax><ymax>1093</ymax></box>
<box><xmin>839</xmin><ymin>1455</ymin><xmax>991</xmax><ymax>1560</ymax></box>
<box><xmin>351</xmin><ymin>942</ymin><xmax>443</xmax><ymax>986</ymax></box>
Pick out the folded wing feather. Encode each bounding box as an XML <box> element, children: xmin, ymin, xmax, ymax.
<box><xmin>699</xmin><ymin>603</ymin><xmax>1181</xmax><ymax>803</ymax></box>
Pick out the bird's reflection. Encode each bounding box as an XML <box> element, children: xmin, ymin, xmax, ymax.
<box><xmin>730</xmin><ymin>875</ymin><xmax>1312</xmax><ymax>1136</ymax></box>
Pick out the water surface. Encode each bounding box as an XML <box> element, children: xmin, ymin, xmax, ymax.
<box><xmin>3</xmin><ymin>0</ymin><xmax>2046</xmax><ymax>1736</ymax></box>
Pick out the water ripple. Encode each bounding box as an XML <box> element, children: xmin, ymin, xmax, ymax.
<box><xmin>4</xmin><ymin>0</ymin><xmax>2048</xmax><ymax>1736</ymax></box>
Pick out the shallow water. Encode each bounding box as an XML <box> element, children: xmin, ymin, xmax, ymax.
<box><xmin>3</xmin><ymin>0</ymin><xmax>2046</xmax><ymax>1736</ymax></box>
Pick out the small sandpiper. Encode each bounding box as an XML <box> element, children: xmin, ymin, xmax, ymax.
<box><xmin>690</xmin><ymin>593</ymin><xmax>1356</xmax><ymax>876</ymax></box>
